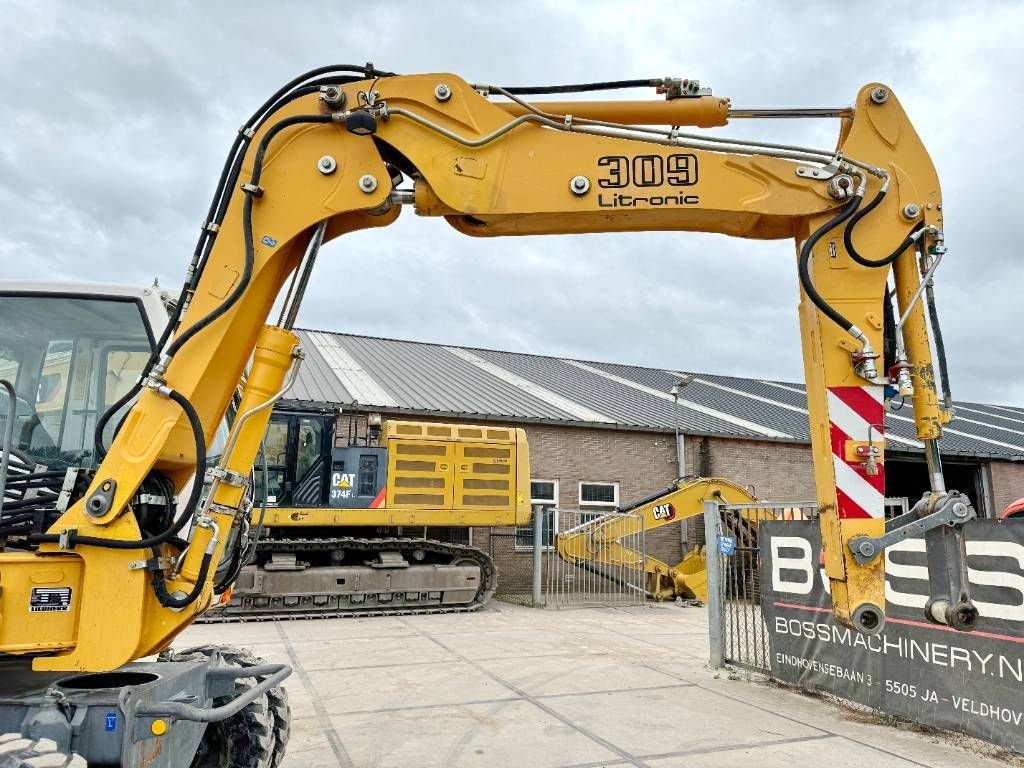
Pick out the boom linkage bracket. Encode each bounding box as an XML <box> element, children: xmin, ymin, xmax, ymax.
<box><xmin>848</xmin><ymin>490</ymin><xmax>978</xmax><ymax>631</ymax></box>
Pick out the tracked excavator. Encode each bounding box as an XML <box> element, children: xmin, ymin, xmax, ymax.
<box><xmin>0</xmin><ymin>65</ymin><xmax>980</xmax><ymax>766</ymax></box>
<box><xmin>210</xmin><ymin>407</ymin><xmax>530</xmax><ymax>620</ymax></box>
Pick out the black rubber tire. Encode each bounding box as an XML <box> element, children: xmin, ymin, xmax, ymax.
<box><xmin>0</xmin><ymin>734</ymin><xmax>86</xmax><ymax>768</ymax></box>
<box><xmin>265</xmin><ymin>683</ymin><xmax>291</xmax><ymax>768</ymax></box>
<box><xmin>158</xmin><ymin>645</ymin><xmax>276</xmax><ymax>768</ymax></box>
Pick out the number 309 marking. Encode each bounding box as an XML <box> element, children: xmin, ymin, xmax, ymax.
<box><xmin>598</xmin><ymin>154</ymin><xmax>698</xmax><ymax>188</ymax></box>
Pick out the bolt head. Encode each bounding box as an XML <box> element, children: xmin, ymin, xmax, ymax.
<box><xmin>569</xmin><ymin>175</ymin><xmax>591</xmax><ymax>195</ymax></box>
<box><xmin>317</xmin><ymin>155</ymin><xmax>337</xmax><ymax>175</ymax></box>
<box><xmin>870</xmin><ymin>87</ymin><xmax>889</xmax><ymax>104</ymax></box>
<box><xmin>902</xmin><ymin>203</ymin><xmax>921</xmax><ymax>220</ymax></box>
<box><xmin>358</xmin><ymin>174</ymin><xmax>378</xmax><ymax>194</ymax></box>
<box><xmin>434</xmin><ymin>83</ymin><xmax>452</xmax><ymax>102</ymax></box>
<box><xmin>319</xmin><ymin>85</ymin><xmax>346</xmax><ymax>108</ymax></box>
<box><xmin>858</xmin><ymin>540</ymin><xmax>876</xmax><ymax>557</ymax></box>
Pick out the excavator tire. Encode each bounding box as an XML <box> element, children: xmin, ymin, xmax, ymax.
<box><xmin>265</xmin><ymin>685</ymin><xmax>291</xmax><ymax>768</ymax></box>
<box><xmin>158</xmin><ymin>645</ymin><xmax>286</xmax><ymax>768</ymax></box>
<box><xmin>0</xmin><ymin>734</ymin><xmax>86</xmax><ymax>768</ymax></box>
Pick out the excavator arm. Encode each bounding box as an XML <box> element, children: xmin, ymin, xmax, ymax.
<box><xmin>2</xmin><ymin>67</ymin><xmax>977</xmax><ymax>671</ymax></box>
<box><xmin>556</xmin><ymin>478</ymin><xmax>757</xmax><ymax>602</ymax></box>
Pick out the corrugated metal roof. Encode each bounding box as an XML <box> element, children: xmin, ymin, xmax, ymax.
<box><xmin>284</xmin><ymin>329</ymin><xmax>1024</xmax><ymax>461</ymax></box>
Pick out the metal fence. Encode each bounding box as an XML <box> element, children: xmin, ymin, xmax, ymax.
<box><xmin>704</xmin><ymin>500</ymin><xmax>818</xmax><ymax>673</ymax></box>
<box><xmin>544</xmin><ymin>508</ymin><xmax>647</xmax><ymax>609</ymax></box>
<box><xmin>705</xmin><ymin>497</ymin><xmax>912</xmax><ymax>674</ymax></box>
<box><xmin>488</xmin><ymin>506</ymin><xmax>647</xmax><ymax>609</ymax></box>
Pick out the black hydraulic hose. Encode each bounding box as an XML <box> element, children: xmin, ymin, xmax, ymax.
<box><xmin>150</xmin><ymin>544</ymin><xmax>213</xmax><ymax>609</ymax></box>
<box><xmin>213</xmin><ymin>440</ymin><xmax>269</xmax><ymax>593</ymax></box>
<box><xmin>166</xmin><ymin>113</ymin><xmax>333</xmax><ymax>358</ymax></box>
<box><xmin>4</xmin><ymin>470</ymin><xmax>66</xmax><ymax>480</ymax></box>
<box><xmin>883</xmin><ymin>286</ymin><xmax>897</xmax><ymax>373</ymax></box>
<box><xmin>843</xmin><ymin>187</ymin><xmax>924</xmax><ymax>268</ymax></box>
<box><xmin>1</xmin><ymin>496</ymin><xmax>57</xmax><ymax>512</ymax></box>
<box><xmin>498</xmin><ymin>78</ymin><xmax>663</xmax><ymax>95</ymax></box>
<box><xmin>33</xmin><ymin>389</ymin><xmax>206</xmax><ymax>550</ymax></box>
<box><xmin>798</xmin><ymin>196</ymin><xmax>863</xmax><ymax>332</ymax></box>
<box><xmin>95</xmin><ymin>66</ymin><xmax>388</xmax><ymax>460</ymax></box>
<box><xmin>927</xmin><ymin>275</ymin><xmax>954</xmax><ymax>409</ymax></box>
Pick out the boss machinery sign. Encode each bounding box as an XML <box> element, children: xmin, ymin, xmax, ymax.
<box><xmin>758</xmin><ymin>520</ymin><xmax>1024</xmax><ymax>752</ymax></box>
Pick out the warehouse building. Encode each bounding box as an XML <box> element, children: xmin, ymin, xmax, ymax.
<box><xmin>280</xmin><ymin>328</ymin><xmax>1024</xmax><ymax>589</ymax></box>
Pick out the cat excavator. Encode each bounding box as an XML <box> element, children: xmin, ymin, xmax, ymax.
<box><xmin>0</xmin><ymin>65</ymin><xmax>979</xmax><ymax>767</ymax></box>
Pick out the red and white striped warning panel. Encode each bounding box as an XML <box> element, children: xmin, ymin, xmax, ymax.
<box><xmin>827</xmin><ymin>385</ymin><xmax>885</xmax><ymax>519</ymax></box>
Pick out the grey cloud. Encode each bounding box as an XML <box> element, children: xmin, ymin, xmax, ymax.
<box><xmin>0</xmin><ymin>0</ymin><xmax>1021</xmax><ymax>404</ymax></box>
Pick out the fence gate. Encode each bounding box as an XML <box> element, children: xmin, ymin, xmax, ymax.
<box><xmin>704</xmin><ymin>497</ymin><xmax>912</xmax><ymax>673</ymax></box>
<box><xmin>704</xmin><ymin>500</ymin><xmax>818</xmax><ymax>673</ymax></box>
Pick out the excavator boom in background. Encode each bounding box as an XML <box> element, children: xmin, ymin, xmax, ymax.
<box><xmin>0</xmin><ymin>66</ymin><xmax>980</xmax><ymax>767</ymax></box>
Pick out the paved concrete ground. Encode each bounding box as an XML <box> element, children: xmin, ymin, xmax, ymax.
<box><xmin>179</xmin><ymin>603</ymin><xmax>1008</xmax><ymax>768</ymax></box>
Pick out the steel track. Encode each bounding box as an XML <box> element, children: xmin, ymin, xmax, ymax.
<box><xmin>197</xmin><ymin>536</ymin><xmax>495</xmax><ymax>624</ymax></box>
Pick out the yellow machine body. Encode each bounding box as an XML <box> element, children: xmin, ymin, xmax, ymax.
<box><xmin>259</xmin><ymin>419</ymin><xmax>531</xmax><ymax>527</ymax></box>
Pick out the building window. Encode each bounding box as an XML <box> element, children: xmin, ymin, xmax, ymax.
<box><xmin>515</xmin><ymin>479</ymin><xmax>559</xmax><ymax>550</ymax></box>
<box><xmin>579</xmin><ymin>481</ymin><xmax>618</xmax><ymax>507</ymax></box>
<box><xmin>578</xmin><ymin>481</ymin><xmax>619</xmax><ymax>524</ymax></box>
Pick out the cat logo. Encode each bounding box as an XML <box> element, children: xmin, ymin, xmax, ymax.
<box><xmin>333</xmin><ymin>472</ymin><xmax>355</xmax><ymax>489</ymax></box>
<box><xmin>652</xmin><ymin>503</ymin><xmax>676</xmax><ymax>521</ymax></box>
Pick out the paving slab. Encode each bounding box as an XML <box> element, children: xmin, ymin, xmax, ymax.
<box><xmin>307</xmin><ymin>660</ymin><xmax>515</xmax><ymax>717</ymax></box>
<box><xmin>477</xmin><ymin>654</ymin><xmax>688</xmax><ymax>698</ymax></box>
<box><xmin>540</xmin><ymin>684</ymin><xmax>824</xmax><ymax>757</ymax></box>
<box><xmin>645</xmin><ymin>734</ymin><xmax>921</xmax><ymax>767</ymax></box>
<box><xmin>327</xmin><ymin>699</ymin><xmax>619</xmax><ymax>768</ymax></box>
<box><xmin>285</xmin><ymin>633</ymin><xmax>458</xmax><ymax>672</ymax></box>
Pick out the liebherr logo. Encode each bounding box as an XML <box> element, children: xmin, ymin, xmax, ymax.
<box><xmin>596</xmin><ymin>153</ymin><xmax>700</xmax><ymax>208</ymax></box>
<box><xmin>769</xmin><ymin>534</ymin><xmax>1024</xmax><ymax>623</ymax></box>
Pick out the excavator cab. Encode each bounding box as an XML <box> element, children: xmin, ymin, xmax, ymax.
<box><xmin>253</xmin><ymin>407</ymin><xmax>388</xmax><ymax>510</ymax></box>
<box><xmin>0</xmin><ymin>283</ymin><xmax>173</xmax><ymax>541</ymax></box>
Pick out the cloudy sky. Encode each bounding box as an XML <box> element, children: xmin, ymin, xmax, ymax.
<box><xmin>2</xmin><ymin>1</ymin><xmax>1021</xmax><ymax>405</ymax></box>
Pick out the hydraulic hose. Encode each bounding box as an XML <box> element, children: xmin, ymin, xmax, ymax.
<box><xmin>95</xmin><ymin>66</ymin><xmax>391</xmax><ymax>459</ymax></box>
<box><xmin>166</xmin><ymin>113</ymin><xmax>333</xmax><ymax>357</ymax></box>
<box><xmin>798</xmin><ymin>196</ymin><xmax>862</xmax><ymax>333</ymax></box>
<box><xmin>497</xmin><ymin>78</ymin><xmax>663</xmax><ymax>95</ymax></box>
<box><xmin>213</xmin><ymin>440</ymin><xmax>268</xmax><ymax>594</ymax></box>
<box><xmin>926</xmin><ymin>271</ymin><xmax>954</xmax><ymax>410</ymax></box>
<box><xmin>843</xmin><ymin>187</ymin><xmax>924</xmax><ymax>268</ymax></box>
<box><xmin>151</xmin><ymin>544</ymin><xmax>213</xmax><ymax>609</ymax></box>
<box><xmin>34</xmin><ymin>388</ymin><xmax>206</xmax><ymax>550</ymax></box>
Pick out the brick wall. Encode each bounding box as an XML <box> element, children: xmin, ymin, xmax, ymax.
<box><xmin>688</xmin><ymin>436</ymin><xmax>817</xmax><ymax>502</ymax></box>
<box><xmin>991</xmin><ymin>460</ymin><xmax>1024</xmax><ymax>515</ymax></box>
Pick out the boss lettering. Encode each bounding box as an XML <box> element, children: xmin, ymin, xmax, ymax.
<box><xmin>770</xmin><ymin>533</ymin><xmax>1024</xmax><ymax>623</ymax></box>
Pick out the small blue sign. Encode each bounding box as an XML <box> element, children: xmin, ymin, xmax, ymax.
<box><xmin>718</xmin><ymin>535</ymin><xmax>737</xmax><ymax>557</ymax></box>
<box><xmin>105</xmin><ymin>713</ymin><xmax>117</xmax><ymax>732</ymax></box>
<box><xmin>260</xmin><ymin>235</ymin><xmax>278</xmax><ymax>248</ymax></box>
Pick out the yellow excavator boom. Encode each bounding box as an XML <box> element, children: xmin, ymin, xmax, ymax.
<box><xmin>0</xmin><ymin>67</ymin><xmax>979</xmax><ymax>672</ymax></box>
